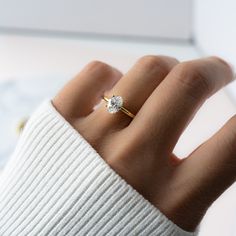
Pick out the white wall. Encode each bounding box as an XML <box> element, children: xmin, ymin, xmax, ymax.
<box><xmin>194</xmin><ymin>0</ymin><xmax>236</xmax><ymax>103</ymax></box>
<box><xmin>194</xmin><ymin>0</ymin><xmax>236</xmax><ymax>63</ymax></box>
<box><xmin>0</xmin><ymin>0</ymin><xmax>192</xmax><ymax>40</ymax></box>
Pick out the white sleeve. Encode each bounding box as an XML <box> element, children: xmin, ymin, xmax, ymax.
<box><xmin>0</xmin><ymin>101</ymin><xmax>197</xmax><ymax>236</ymax></box>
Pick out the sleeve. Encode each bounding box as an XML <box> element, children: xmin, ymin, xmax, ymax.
<box><xmin>0</xmin><ymin>100</ymin><xmax>197</xmax><ymax>236</ymax></box>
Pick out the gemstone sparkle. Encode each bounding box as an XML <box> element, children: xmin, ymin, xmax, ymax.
<box><xmin>107</xmin><ymin>95</ymin><xmax>123</xmax><ymax>113</ymax></box>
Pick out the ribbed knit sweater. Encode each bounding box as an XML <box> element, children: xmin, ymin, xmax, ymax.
<box><xmin>0</xmin><ymin>101</ymin><xmax>196</xmax><ymax>236</ymax></box>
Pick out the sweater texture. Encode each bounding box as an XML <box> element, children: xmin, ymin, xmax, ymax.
<box><xmin>0</xmin><ymin>101</ymin><xmax>196</xmax><ymax>236</ymax></box>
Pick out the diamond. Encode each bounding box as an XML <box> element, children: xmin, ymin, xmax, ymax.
<box><xmin>107</xmin><ymin>95</ymin><xmax>123</xmax><ymax>113</ymax></box>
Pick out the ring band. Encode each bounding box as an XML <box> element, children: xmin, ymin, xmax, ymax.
<box><xmin>102</xmin><ymin>95</ymin><xmax>135</xmax><ymax>119</ymax></box>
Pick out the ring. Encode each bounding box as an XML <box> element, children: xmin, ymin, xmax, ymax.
<box><xmin>102</xmin><ymin>95</ymin><xmax>135</xmax><ymax>119</ymax></box>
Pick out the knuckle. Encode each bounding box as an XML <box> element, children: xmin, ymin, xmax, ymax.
<box><xmin>85</xmin><ymin>60</ymin><xmax>121</xmax><ymax>83</ymax></box>
<box><xmin>137</xmin><ymin>55</ymin><xmax>172</xmax><ymax>75</ymax></box>
<box><xmin>174</xmin><ymin>62</ymin><xmax>213</xmax><ymax>98</ymax></box>
<box><xmin>210</xmin><ymin>56</ymin><xmax>232</xmax><ymax>70</ymax></box>
<box><xmin>210</xmin><ymin>56</ymin><xmax>234</xmax><ymax>80</ymax></box>
<box><xmin>86</xmin><ymin>60</ymin><xmax>114</xmax><ymax>76</ymax></box>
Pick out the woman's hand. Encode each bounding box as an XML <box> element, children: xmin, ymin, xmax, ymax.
<box><xmin>52</xmin><ymin>55</ymin><xmax>235</xmax><ymax>231</ymax></box>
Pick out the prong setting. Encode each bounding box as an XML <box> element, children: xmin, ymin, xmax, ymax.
<box><xmin>106</xmin><ymin>95</ymin><xmax>123</xmax><ymax>113</ymax></box>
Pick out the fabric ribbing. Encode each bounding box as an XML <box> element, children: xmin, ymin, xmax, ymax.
<box><xmin>0</xmin><ymin>100</ymin><xmax>196</xmax><ymax>236</ymax></box>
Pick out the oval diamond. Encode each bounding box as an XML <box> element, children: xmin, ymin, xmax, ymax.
<box><xmin>107</xmin><ymin>95</ymin><xmax>123</xmax><ymax>113</ymax></box>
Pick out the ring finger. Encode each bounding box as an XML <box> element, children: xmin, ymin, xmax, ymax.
<box><xmin>89</xmin><ymin>55</ymin><xmax>179</xmax><ymax>132</ymax></box>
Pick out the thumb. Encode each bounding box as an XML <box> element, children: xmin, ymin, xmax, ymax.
<box><xmin>169</xmin><ymin>115</ymin><xmax>236</xmax><ymax>231</ymax></box>
<box><xmin>182</xmin><ymin>114</ymin><xmax>236</xmax><ymax>206</ymax></box>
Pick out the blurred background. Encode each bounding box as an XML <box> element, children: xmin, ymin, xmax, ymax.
<box><xmin>0</xmin><ymin>0</ymin><xmax>236</xmax><ymax>235</ymax></box>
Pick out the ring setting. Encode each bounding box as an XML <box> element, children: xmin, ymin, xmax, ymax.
<box><xmin>102</xmin><ymin>95</ymin><xmax>135</xmax><ymax>119</ymax></box>
<box><xmin>107</xmin><ymin>95</ymin><xmax>123</xmax><ymax>113</ymax></box>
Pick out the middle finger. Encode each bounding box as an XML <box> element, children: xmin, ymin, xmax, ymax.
<box><xmin>130</xmin><ymin>57</ymin><xmax>234</xmax><ymax>154</ymax></box>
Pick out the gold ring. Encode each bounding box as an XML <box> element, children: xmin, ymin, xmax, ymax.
<box><xmin>102</xmin><ymin>95</ymin><xmax>135</xmax><ymax>119</ymax></box>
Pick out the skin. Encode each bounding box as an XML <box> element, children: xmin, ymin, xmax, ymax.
<box><xmin>52</xmin><ymin>55</ymin><xmax>235</xmax><ymax>232</ymax></box>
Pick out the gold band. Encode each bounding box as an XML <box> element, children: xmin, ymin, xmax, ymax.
<box><xmin>102</xmin><ymin>95</ymin><xmax>135</xmax><ymax>119</ymax></box>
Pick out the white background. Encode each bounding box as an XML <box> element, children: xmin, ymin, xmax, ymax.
<box><xmin>0</xmin><ymin>0</ymin><xmax>236</xmax><ymax>235</ymax></box>
<box><xmin>0</xmin><ymin>0</ymin><xmax>192</xmax><ymax>40</ymax></box>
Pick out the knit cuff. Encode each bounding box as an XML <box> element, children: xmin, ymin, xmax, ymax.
<box><xmin>0</xmin><ymin>100</ymin><xmax>196</xmax><ymax>236</ymax></box>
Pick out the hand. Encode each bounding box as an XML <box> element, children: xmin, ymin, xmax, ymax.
<box><xmin>52</xmin><ymin>55</ymin><xmax>235</xmax><ymax>231</ymax></box>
